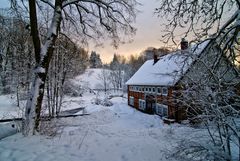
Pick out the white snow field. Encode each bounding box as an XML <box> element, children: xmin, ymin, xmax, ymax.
<box><xmin>0</xmin><ymin>94</ymin><xmax>211</xmax><ymax>161</ymax></box>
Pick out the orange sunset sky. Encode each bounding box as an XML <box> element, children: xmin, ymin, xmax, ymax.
<box><xmin>1</xmin><ymin>0</ymin><xmax>176</xmax><ymax>63</ymax></box>
<box><xmin>88</xmin><ymin>0</ymin><xmax>167</xmax><ymax>63</ymax></box>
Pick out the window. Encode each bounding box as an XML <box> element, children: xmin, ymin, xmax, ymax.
<box><xmin>156</xmin><ymin>103</ymin><xmax>168</xmax><ymax>117</ymax></box>
<box><xmin>145</xmin><ymin>87</ymin><xmax>148</xmax><ymax>92</ymax></box>
<box><xmin>136</xmin><ymin>86</ymin><xmax>139</xmax><ymax>91</ymax></box>
<box><xmin>152</xmin><ymin>87</ymin><xmax>155</xmax><ymax>93</ymax></box>
<box><xmin>129</xmin><ymin>96</ymin><xmax>134</xmax><ymax>106</ymax></box>
<box><xmin>162</xmin><ymin>106</ymin><xmax>168</xmax><ymax>116</ymax></box>
<box><xmin>139</xmin><ymin>99</ymin><xmax>146</xmax><ymax>111</ymax></box>
<box><xmin>162</xmin><ymin>87</ymin><xmax>168</xmax><ymax>96</ymax></box>
<box><xmin>157</xmin><ymin>87</ymin><xmax>161</xmax><ymax>95</ymax></box>
<box><xmin>155</xmin><ymin>104</ymin><xmax>162</xmax><ymax>115</ymax></box>
<box><xmin>129</xmin><ymin>86</ymin><xmax>133</xmax><ymax>91</ymax></box>
<box><xmin>132</xmin><ymin>86</ymin><xmax>135</xmax><ymax>91</ymax></box>
<box><xmin>149</xmin><ymin>88</ymin><xmax>151</xmax><ymax>92</ymax></box>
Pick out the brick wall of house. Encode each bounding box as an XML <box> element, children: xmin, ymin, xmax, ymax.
<box><xmin>127</xmin><ymin>85</ymin><xmax>187</xmax><ymax>122</ymax></box>
<box><xmin>128</xmin><ymin>85</ymin><xmax>144</xmax><ymax>109</ymax></box>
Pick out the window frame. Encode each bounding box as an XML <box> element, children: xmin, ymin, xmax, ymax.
<box><xmin>129</xmin><ymin>96</ymin><xmax>134</xmax><ymax>106</ymax></box>
<box><xmin>156</xmin><ymin>103</ymin><xmax>168</xmax><ymax>117</ymax></box>
<box><xmin>162</xmin><ymin>87</ymin><xmax>168</xmax><ymax>96</ymax></box>
<box><xmin>162</xmin><ymin>106</ymin><xmax>168</xmax><ymax>117</ymax></box>
<box><xmin>129</xmin><ymin>86</ymin><xmax>132</xmax><ymax>91</ymax></box>
<box><xmin>152</xmin><ymin>87</ymin><xmax>156</xmax><ymax>93</ymax></box>
<box><xmin>138</xmin><ymin>99</ymin><xmax>146</xmax><ymax>111</ymax></box>
<box><xmin>157</xmin><ymin>87</ymin><xmax>161</xmax><ymax>95</ymax></box>
<box><xmin>136</xmin><ymin>86</ymin><xmax>139</xmax><ymax>91</ymax></box>
<box><xmin>149</xmin><ymin>87</ymin><xmax>152</xmax><ymax>93</ymax></box>
<box><xmin>141</xmin><ymin>87</ymin><xmax>144</xmax><ymax>92</ymax></box>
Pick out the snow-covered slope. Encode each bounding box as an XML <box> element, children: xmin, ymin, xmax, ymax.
<box><xmin>0</xmin><ymin>68</ymin><xmax>114</xmax><ymax>119</ymax></box>
<box><xmin>72</xmin><ymin>68</ymin><xmax>113</xmax><ymax>90</ymax></box>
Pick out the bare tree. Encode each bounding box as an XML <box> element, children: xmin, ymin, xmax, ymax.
<box><xmin>109</xmin><ymin>54</ymin><xmax>123</xmax><ymax>90</ymax></box>
<box><xmin>156</xmin><ymin>0</ymin><xmax>240</xmax><ymax>160</ymax></box>
<box><xmin>10</xmin><ymin>0</ymin><xmax>137</xmax><ymax>135</ymax></box>
<box><xmin>0</xmin><ymin>10</ymin><xmax>33</xmax><ymax>98</ymax></box>
<box><xmin>155</xmin><ymin>0</ymin><xmax>240</xmax><ymax>61</ymax></box>
<box><xmin>171</xmin><ymin>44</ymin><xmax>240</xmax><ymax>160</ymax></box>
<box><xmin>97</xmin><ymin>68</ymin><xmax>111</xmax><ymax>93</ymax></box>
<box><xmin>46</xmin><ymin>35</ymin><xmax>88</xmax><ymax>117</ymax></box>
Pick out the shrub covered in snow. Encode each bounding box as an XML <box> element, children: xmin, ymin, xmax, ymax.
<box><xmin>63</xmin><ymin>81</ymin><xmax>84</xmax><ymax>97</ymax></box>
<box><xmin>101</xmin><ymin>98</ymin><xmax>113</xmax><ymax>106</ymax></box>
<box><xmin>108</xmin><ymin>94</ymin><xmax>124</xmax><ymax>99</ymax></box>
<box><xmin>91</xmin><ymin>97</ymin><xmax>102</xmax><ymax>105</ymax></box>
<box><xmin>91</xmin><ymin>97</ymin><xmax>113</xmax><ymax>107</ymax></box>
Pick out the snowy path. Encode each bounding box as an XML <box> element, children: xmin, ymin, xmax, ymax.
<box><xmin>0</xmin><ymin>97</ymin><xmax>206</xmax><ymax>161</ymax></box>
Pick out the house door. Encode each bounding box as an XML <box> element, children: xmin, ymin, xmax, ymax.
<box><xmin>146</xmin><ymin>95</ymin><xmax>155</xmax><ymax>114</ymax></box>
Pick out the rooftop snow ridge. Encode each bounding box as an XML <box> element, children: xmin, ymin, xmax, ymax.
<box><xmin>126</xmin><ymin>40</ymin><xmax>210</xmax><ymax>86</ymax></box>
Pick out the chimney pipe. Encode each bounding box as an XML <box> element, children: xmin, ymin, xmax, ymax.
<box><xmin>153</xmin><ymin>50</ymin><xmax>159</xmax><ymax>64</ymax></box>
<box><xmin>181</xmin><ymin>38</ymin><xmax>188</xmax><ymax>50</ymax></box>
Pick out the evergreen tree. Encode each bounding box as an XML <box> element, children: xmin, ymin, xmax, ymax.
<box><xmin>89</xmin><ymin>51</ymin><xmax>102</xmax><ymax>68</ymax></box>
<box><xmin>96</xmin><ymin>54</ymin><xmax>102</xmax><ymax>68</ymax></box>
<box><xmin>110</xmin><ymin>54</ymin><xmax>120</xmax><ymax>70</ymax></box>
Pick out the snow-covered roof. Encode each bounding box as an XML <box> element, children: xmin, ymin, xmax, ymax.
<box><xmin>126</xmin><ymin>41</ymin><xmax>209</xmax><ymax>86</ymax></box>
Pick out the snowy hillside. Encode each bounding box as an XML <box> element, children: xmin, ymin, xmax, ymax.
<box><xmin>72</xmin><ymin>68</ymin><xmax>113</xmax><ymax>90</ymax></box>
<box><xmin>0</xmin><ymin>68</ymin><xmax>119</xmax><ymax>119</ymax></box>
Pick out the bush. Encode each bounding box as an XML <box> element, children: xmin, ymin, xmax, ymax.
<box><xmin>101</xmin><ymin>98</ymin><xmax>113</xmax><ymax>106</ymax></box>
<box><xmin>63</xmin><ymin>81</ymin><xmax>84</xmax><ymax>97</ymax></box>
<box><xmin>91</xmin><ymin>97</ymin><xmax>113</xmax><ymax>107</ymax></box>
<box><xmin>91</xmin><ymin>97</ymin><xmax>102</xmax><ymax>105</ymax></box>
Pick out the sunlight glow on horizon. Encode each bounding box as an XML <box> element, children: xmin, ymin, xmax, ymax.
<box><xmin>89</xmin><ymin>0</ymin><xmax>166</xmax><ymax>63</ymax></box>
<box><xmin>0</xmin><ymin>0</ymin><xmax>168</xmax><ymax>63</ymax></box>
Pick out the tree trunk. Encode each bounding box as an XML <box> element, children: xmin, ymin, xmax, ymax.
<box><xmin>46</xmin><ymin>78</ymin><xmax>52</xmax><ymax>117</ymax></box>
<box><xmin>225</xmin><ymin>125</ymin><xmax>231</xmax><ymax>161</ymax></box>
<box><xmin>24</xmin><ymin>0</ymin><xmax>62</xmax><ymax>135</ymax></box>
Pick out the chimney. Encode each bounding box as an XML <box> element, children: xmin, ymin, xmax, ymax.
<box><xmin>153</xmin><ymin>50</ymin><xmax>159</xmax><ymax>64</ymax></box>
<box><xmin>181</xmin><ymin>38</ymin><xmax>188</xmax><ymax>50</ymax></box>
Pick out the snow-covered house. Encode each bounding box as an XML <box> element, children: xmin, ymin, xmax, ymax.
<box><xmin>126</xmin><ymin>39</ymin><xmax>238</xmax><ymax>122</ymax></box>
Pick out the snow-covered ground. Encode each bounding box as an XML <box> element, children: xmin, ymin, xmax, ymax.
<box><xmin>0</xmin><ymin>93</ymin><xmax>212</xmax><ymax>161</ymax></box>
<box><xmin>1</xmin><ymin>68</ymin><xmax>237</xmax><ymax>161</ymax></box>
<box><xmin>0</xmin><ymin>95</ymin><xmax>23</xmax><ymax>119</ymax></box>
